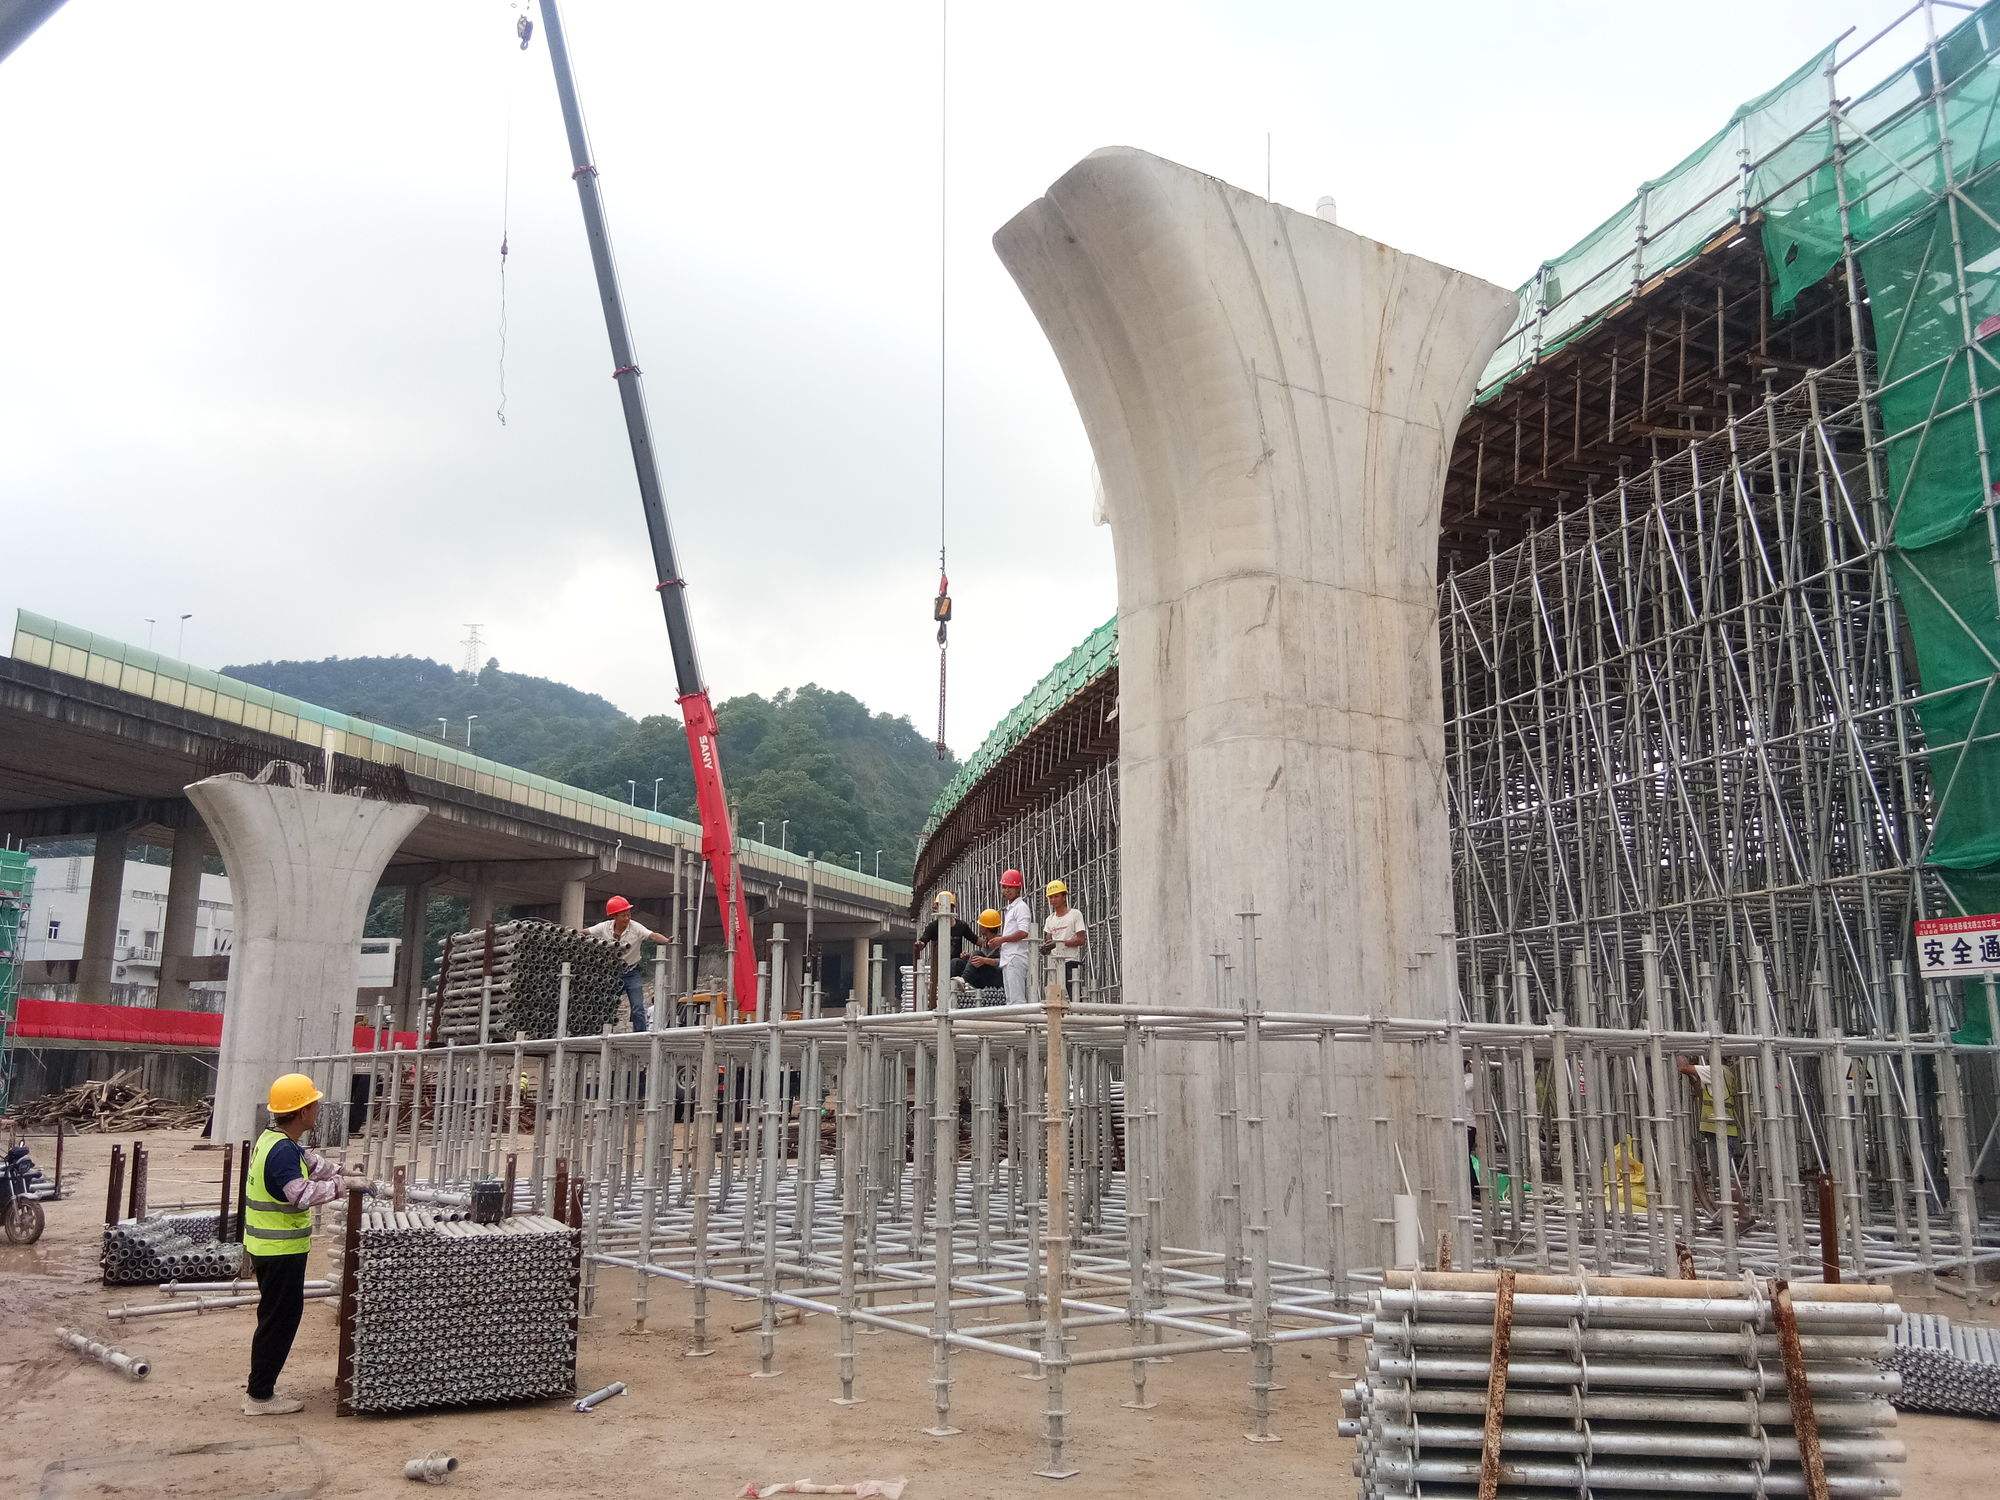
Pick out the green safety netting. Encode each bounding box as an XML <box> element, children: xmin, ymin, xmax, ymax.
<box><xmin>1768</xmin><ymin>6</ymin><xmax>2000</xmax><ymax>965</ymax></box>
<box><xmin>1479</xmin><ymin>41</ymin><xmax>1837</xmax><ymax>399</ymax></box>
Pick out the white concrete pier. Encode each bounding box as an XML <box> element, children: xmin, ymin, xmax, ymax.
<box><xmin>995</xmin><ymin>148</ymin><xmax>1512</xmax><ymax>1266</ymax></box>
<box><xmin>185</xmin><ymin>770</ymin><xmax>426</xmax><ymax>1144</ymax></box>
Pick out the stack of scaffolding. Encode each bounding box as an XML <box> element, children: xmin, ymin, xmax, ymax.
<box><xmin>431</xmin><ymin>921</ymin><xmax>625</xmax><ymax>1043</ymax></box>
<box><xmin>344</xmin><ymin>1208</ymin><xmax>579</xmax><ymax>1414</ymax></box>
<box><xmin>1341</xmin><ymin>1270</ymin><xmax>1906</xmax><ymax>1497</ymax></box>
<box><xmin>1885</xmin><ymin>1313</ymin><xmax>2000</xmax><ymax>1419</ymax></box>
<box><xmin>101</xmin><ymin>1213</ymin><xmax>241</xmax><ymax>1286</ymax></box>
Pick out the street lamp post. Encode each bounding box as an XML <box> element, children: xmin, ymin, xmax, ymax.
<box><xmin>652</xmin><ymin>777</ymin><xmax>663</xmax><ymax>812</ymax></box>
<box><xmin>874</xmin><ymin>850</ymin><xmax>882</xmax><ymax>878</ymax></box>
<box><xmin>779</xmin><ymin>819</ymin><xmax>789</xmax><ymax>851</ymax></box>
<box><xmin>627</xmin><ymin>779</ymin><xmax>637</xmax><ymax>805</ymax></box>
<box><xmin>855</xmin><ymin>850</ymin><xmax>863</xmax><ymax>870</ymax></box>
<box><xmin>437</xmin><ymin>718</ymin><xmax>449</xmax><ymax>739</ymax></box>
<box><xmin>144</xmin><ymin>618</ymin><xmax>157</xmax><ymax>648</ymax></box>
<box><xmin>465</xmin><ymin>714</ymin><xmax>479</xmax><ymax>750</ymax></box>
<box><xmin>176</xmin><ymin>613</ymin><xmax>192</xmax><ymax>657</ymax></box>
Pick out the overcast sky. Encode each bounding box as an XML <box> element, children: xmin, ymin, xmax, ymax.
<box><xmin>1</xmin><ymin>0</ymin><xmax>1912</xmax><ymax>757</ymax></box>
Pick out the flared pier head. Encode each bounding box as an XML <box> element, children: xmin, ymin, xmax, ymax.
<box><xmin>995</xmin><ymin>148</ymin><xmax>1512</xmax><ymax>1267</ymax></box>
<box><xmin>185</xmin><ymin>769</ymin><xmax>427</xmax><ymax>1144</ymax></box>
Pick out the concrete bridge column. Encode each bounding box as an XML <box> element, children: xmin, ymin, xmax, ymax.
<box><xmin>849</xmin><ymin>935</ymin><xmax>871</xmax><ymax>1012</ymax></box>
<box><xmin>996</xmin><ymin>148</ymin><xmax>1512</xmax><ymax>1268</ymax></box>
<box><xmin>186</xmin><ymin>773</ymin><xmax>426</xmax><ymax>1146</ymax></box>
<box><xmin>467</xmin><ymin>876</ymin><xmax>496</xmax><ymax>930</ymax></box>
<box><xmin>396</xmin><ymin>879</ymin><xmax>433</xmax><ymax>1032</ymax></box>
<box><xmin>157</xmin><ymin>823</ymin><xmax>211</xmax><ymax>1010</ymax></box>
<box><xmin>78</xmin><ymin>827</ymin><xmax>129</xmax><ymax>1005</ymax></box>
<box><xmin>559</xmin><ymin>876</ymin><xmax>586</xmax><ymax>930</ymax></box>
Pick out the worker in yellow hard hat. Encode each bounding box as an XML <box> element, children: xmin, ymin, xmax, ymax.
<box><xmin>1039</xmin><ymin>879</ymin><xmax>1087</xmax><ymax>997</ymax></box>
<box><xmin>240</xmin><ymin>1072</ymin><xmax>365</xmax><ymax>1416</ymax></box>
<box><xmin>963</xmin><ymin>910</ymin><xmax>1005</xmax><ymax>1002</ymax></box>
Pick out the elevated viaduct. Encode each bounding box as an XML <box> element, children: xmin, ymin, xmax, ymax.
<box><xmin>1</xmin><ymin>611</ymin><xmax>915</xmax><ymax>1030</ymax></box>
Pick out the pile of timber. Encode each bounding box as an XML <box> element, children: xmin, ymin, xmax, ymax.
<box><xmin>1341</xmin><ymin>1268</ymin><xmax>1906</xmax><ymax>1498</ymax></box>
<box><xmin>16</xmin><ymin>1071</ymin><xmax>210</xmax><ymax>1133</ymax></box>
<box><xmin>430</xmin><ymin>920</ymin><xmax>626</xmax><ymax>1044</ymax></box>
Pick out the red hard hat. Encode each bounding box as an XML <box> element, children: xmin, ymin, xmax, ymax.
<box><xmin>1000</xmin><ymin>869</ymin><xmax>1023</xmax><ymax>888</ymax></box>
<box><xmin>605</xmin><ymin>895</ymin><xmax>632</xmax><ymax>916</ymax></box>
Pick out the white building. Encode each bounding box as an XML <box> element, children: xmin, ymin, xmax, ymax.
<box><xmin>24</xmin><ymin>853</ymin><xmax>398</xmax><ymax>1009</ymax></box>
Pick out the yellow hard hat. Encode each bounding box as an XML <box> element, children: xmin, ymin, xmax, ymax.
<box><xmin>267</xmin><ymin>1073</ymin><xmax>323</xmax><ymax>1114</ymax></box>
<box><xmin>933</xmin><ymin>890</ymin><xmax>957</xmax><ymax>912</ymax></box>
<box><xmin>978</xmin><ymin>908</ymin><xmax>1003</xmax><ymax>930</ymax></box>
<box><xmin>1045</xmin><ymin>880</ymin><xmax>1068</xmax><ymax>898</ymax></box>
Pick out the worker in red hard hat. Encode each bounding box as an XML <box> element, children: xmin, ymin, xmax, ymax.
<box><xmin>987</xmin><ymin>869</ymin><xmax>1035</xmax><ymax>1006</ymax></box>
<box><xmin>584</xmin><ymin>896</ymin><xmax>671</xmax><ymax>1031</ymax></box>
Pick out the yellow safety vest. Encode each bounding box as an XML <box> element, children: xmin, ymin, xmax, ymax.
<box><xmin>1698</xmin><ymin>1064</ymin><xmax>1742</xmax><ymax>1139</ymax></box>
<box><xmin>243</xmin><ymin>1128</ymin><xmax>313</xmax><ymax>1257</ymax></box>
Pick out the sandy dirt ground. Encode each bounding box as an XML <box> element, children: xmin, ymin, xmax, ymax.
<box><xmin>3</xmin><ymin>1128</ymin><xmax>1997</xmax><ymax>1498</ymax></box>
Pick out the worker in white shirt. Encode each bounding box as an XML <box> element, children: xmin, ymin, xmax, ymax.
<box><xmin>1039</xmin><ymin>879</ymin><xmax>1087</xmax><ymax>997</ymax></box>
<box><xmin>584</xmin><ymin>895</ymin><xmax>671</xmax><ymax>1031</ymax></box>
<box><xmin>989</xmin><ymin>868</ymin><xmax>1035</xmax><ymax>1005</ymax></box>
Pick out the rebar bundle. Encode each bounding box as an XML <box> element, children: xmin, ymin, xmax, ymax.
<box><xmin>100</xmin><ymin>1212</ymin><xmax>241</xmax><ymax>1286</ymax></box>
<box><xmin>1884</xmin><ymin>1313</ymin><xmax>2000</xmax><ymax>1419</ymax></box>
<box><xmin>431</xmin><ymin>921</ymin><xmax>626</xmax><ymax>1043</ymax></box>
<box><xmin>346</xmin><ymin>1209</ymin><xmax>578</xmax><ymax>1414</ymax></box>
<box><xmin>1341</xmin><ymin>1270</ymin><xmax>1907</xmax><ymax>1498</ymax></box>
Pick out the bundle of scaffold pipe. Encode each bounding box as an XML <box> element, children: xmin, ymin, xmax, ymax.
<box><xmin>1341</xmin><ymin>1269</ymin><xmax>1906</xmax><ymax>1498</ymax></box>
<box><xmin>430</xmin><ymin>921</ymin><xmax>625</xmax><ymax>1042</ymax></box>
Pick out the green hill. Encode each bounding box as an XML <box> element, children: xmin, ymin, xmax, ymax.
<box><xmin>220</xmin><ymin>656</ymin><xmax>952</xmax><ymax>883</ymax></box>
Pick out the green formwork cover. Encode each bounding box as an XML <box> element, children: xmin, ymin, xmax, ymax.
<box><xmin>1849</xmin><ymin>19</ymin><xmax>2000</xmax><ymax>918</ymax></box>
<box><xmin>1760</xmin><ymin>3</ymin><xmax>2000</xmax><ymax>1036</ymax></box>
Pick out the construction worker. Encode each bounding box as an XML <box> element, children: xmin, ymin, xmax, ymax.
<box><xmin>1039</xmin><ymin>879</ymin><xmax>1087</xmax><ymax>996</ymax></box>
<box><xmin>1677</xmin><ymin>1054</ymin><xmax>1753</xmax><ymax>1232</ymax></box>
<box><xmin>242</xmin><ymin>1073</ymin><xmax>363</xmax><ymax>1415</ymax></box>
<box><xmin>988</xmin><ymin>869</ymin><xmax>1035</xmax><ymax>1006</ymax></box>
<box><xmin>585</xmin><ymin>895</ymin><xmax>670</xmax><ymax>1032</ymax></box>
<box><xmin>965</xmin><ymin>910</ymin><xmax>1005</xmax><ymax>1001</ymax></box>
<box><xmin>912</xmin><ymin>892</ymin><xmax>985</xmax><ymax>1005</ymax></box>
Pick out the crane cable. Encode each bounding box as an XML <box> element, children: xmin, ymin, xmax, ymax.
<box><xmin>497</xmin><ymin>10</ymin><xmax>533</xmax><ymax>426</ymax></box>
<box><xmin>932</xmin><ymin>0</ymin><xmax>951</xmax><ymax>761</ymax></box>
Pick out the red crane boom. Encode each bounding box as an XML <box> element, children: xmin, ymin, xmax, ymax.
<box><xmin>536</xmin><ymin>0</ymin><xmax>755</xmax><ymax>1014</ymax></box>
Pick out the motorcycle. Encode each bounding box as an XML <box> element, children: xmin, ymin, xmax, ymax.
<box><xmin>1</xmin><ymin>1140</ymin><xmax>48</xmax><ymax>1244</ymax></box>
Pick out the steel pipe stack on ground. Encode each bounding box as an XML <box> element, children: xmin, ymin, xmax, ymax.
<box><xmin>100</xmin><ymin>1212</ymin><xmax>242</xmax><ymax>1286</ymax></box>
<box><xmin>1884</xmin><ymin>1312</ymin><xmax>2000</xmax><ymax>1418</ymax></box>
<box><xmin>347</xmin><ymin>1208</ymin><xmax>579</xmax><ymax>1413</ymax></box>
<box><xmin>1341</xmin><ymin>1269</ymin><xmax>1907</xmax><ymax>1498</ymax></box>
<box><xmin>432</xmin><ymin>921</ymin><xmax>626</xmax><ymax>1043</ymax></box>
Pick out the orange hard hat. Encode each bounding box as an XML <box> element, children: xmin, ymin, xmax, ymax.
<box><xmin>1000</xmin><ymin>869</ymin><xmax>1023</xmax><ymax>888</ymax></box>
<box><xmin>605</xmin><ymin>895</ymin><xmax>632</xmax><ymax>916</ymax></box>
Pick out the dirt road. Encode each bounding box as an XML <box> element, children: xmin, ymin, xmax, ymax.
<box><xmin>2</xmin><ymin>1129</ymin><xmax>1993</xmax><ymax>1497</ymax></box>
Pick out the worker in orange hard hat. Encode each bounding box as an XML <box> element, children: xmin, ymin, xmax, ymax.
<box><xmin>585</xmin><ymin>896</ymin><xmax>672</xmax><ymax>1032</ymax></box>
<box><xmin>241</xmin><ymin>1073</ymin><xmax>368</xmax><ymax>1415</ymax></box>
<box><xmin>987</xmin><ymin>869</ymin><xmax>1035</xmax><ymax>1006</ymax></box>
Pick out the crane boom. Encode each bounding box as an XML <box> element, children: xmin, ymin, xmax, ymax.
<box><xmin>537</xmin><ymin>0</ymin><xmax>756</xmax><ymax>1015</ymax></box>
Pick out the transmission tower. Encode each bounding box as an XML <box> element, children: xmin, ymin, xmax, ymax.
<box><xmin>460</xmin><ymin>623</ymin><xmax>486</xmax><ymax>676</ymax></box>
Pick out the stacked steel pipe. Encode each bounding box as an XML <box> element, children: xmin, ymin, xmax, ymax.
<box><xmin>431</xmin><ymin>921</ymin><xmax>626</xmax><ymax>1043</ymax></box>
<box><xmin>1884</xmin><ymin>1312</ymin><xmax>2000</xmax><ymax>1418</ymax></box>
<box><xmin>346</xmin><ymin>1208</ymin><xmax>579</xmax><ymax>1413</ymax></box>
<box><xmin>100</xmin><ymin>1212</ymin><xmax>242</xmax><ymax>1286</ymax></box>
<box><xmin>1340</xmin><ymin>1270</ymin><xmax>1906</xmax><ymax>1498</ymax></box>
